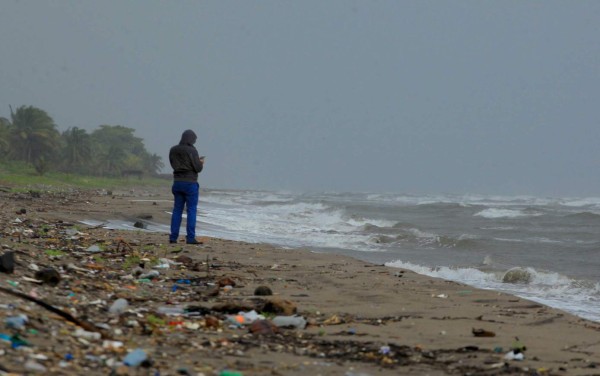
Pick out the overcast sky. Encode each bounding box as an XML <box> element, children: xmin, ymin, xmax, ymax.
<box><xmin>1</xmin><ymin>1</ymin><xmax>599</xmax><ymax>196</ymax></box>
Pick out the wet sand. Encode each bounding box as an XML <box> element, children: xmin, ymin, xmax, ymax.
<box><xmin>0</xmin><ymin>186</ymin><xmax>599</xmax><ymax>375</ymax></box>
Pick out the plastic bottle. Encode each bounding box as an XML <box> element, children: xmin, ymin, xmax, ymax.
<box><xmin>271</xmin><ymin>315</ymin><xmax>307</xmax><ymax>329</ymax></box>
<box><xmin>108</xmin><ymin>298</ymin><xmax>129</xmax><ymax>314</ymax></box>
<box><xmin>157</xmin><ymin>306</ymin><xmax>184</xmax><ymax>315</ymax></box>
<box><xmin>239</xmin><ymin>310</ymin><xmax>264</xmax><ymax>323</ymax></box>
<box><xmin>139</xmin><ymin>270</ymin><xmax>160</xmax><ymax>279</ymax></box>
<box><xmin>123</xmin><ymin>348</ymin><xmax>148</xmax><ymax>366</ymax></box>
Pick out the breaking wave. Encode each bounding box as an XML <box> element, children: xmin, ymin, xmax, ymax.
<box><xmin>474</xmin><ymin>208</ymin><xmax>541</xmax><ymax>219</ymax></box>
<box><xmin>385</xmin><ymin>259</ymin><xmax>600</xmax><ymax>322</ymax></box>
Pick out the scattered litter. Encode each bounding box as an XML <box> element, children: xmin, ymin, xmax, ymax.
<box><xmin>272</xmin><ymin>315</ymin><xmax>307</xmax><ymax>329</ymax></box>
<box><xmin>86</xmin><ymin>245</ymin><xmax>102</xmax><ymax>253</ymax></box>
<box><xmin>108</xmin><ymin>298</ymin><xmax>129</xmax><ymax>314</ymax></box>
<box><xmin>504</xmin><ymin>350</ymin><xmax>524</xmax><ymax>361</ymax></box>
<box><xmin>123</xmin><ymin>348</ymin><xmax>148</xmax><ymax>367</ymax></box>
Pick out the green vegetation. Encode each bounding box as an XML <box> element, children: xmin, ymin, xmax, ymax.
<box><xmin>45</xmin><ymin>249</ymin><xmax>65</xmax><ymax>257</ymax></box>
<box><xmin>146</xmin><ymin>315</ymin><xmax>166</xmax><ymax>326</ymax></box>
<box><xmin>0</xmin><ymin>160</ymin><xmax>169</xmax><ymax>190</ymax></box>
<box><xmin>0</xmin><ymin>105</ymin><xmax>165</xmax><ymax>181</ymax></box>
<box><xmin>123</xmin><ymin>255</ymin><xmax>142</xmax><ymax>269</ymax></box>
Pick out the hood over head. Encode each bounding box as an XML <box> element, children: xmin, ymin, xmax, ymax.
<box><xmin>179</xmin><ymin>129</ymin><xmax>197</xmax><ymax>145</ymax></box>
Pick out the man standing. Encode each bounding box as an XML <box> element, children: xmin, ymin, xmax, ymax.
<box><xmin>169</xmin><ymin>129</ymin><xmax>204</xmax><ymax>244</ymax></box>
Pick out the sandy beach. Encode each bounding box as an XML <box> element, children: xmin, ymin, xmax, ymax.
<box><xmin>0</xmin><ymin>186</ymin><xmax>599</xmax><ymax>375</ymax></box>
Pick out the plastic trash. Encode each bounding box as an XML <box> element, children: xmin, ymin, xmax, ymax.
<box><xmin>73</xmin><ymin>328</ymin><xmax>101</xmax><ymax>340</ymax></box>
<box><xmin>219</xmin><ymin>371</ymin><xmax>243</xmax><ymax>376</ymax></box>
<box><xmin>152</xmin><ymin>258</ymin><xmax>171</xmax><ymax>269</ymax></box>
<box><xmin>5</xmin><ymin>314</ymin><xmax>28</xmax><ymax>329</ymax></box>
<box><xmin>225</xmin><ymin>311</ymin><xmax>266</xmax><ymax>327</ymax></box>
<box><xmin>65</xmin><ymin>228</ymin><xmax>78</xmax><ymax>236</ymax></box>
<box><xmin>272</xmin><ymin>315</ymin><xmax>307</xmax><ymax>329</ymax></box>
<box><xmin>379</xmin><ymin>345</ymin><xmax>391</xmax><ymax>355</ymax></box>
<box><xmin>225</xmin><ymin>315</ymin><xmax>245</xmax><ymax>327</ymax></box>
<box><xmin>4</xmin><ymin>334</ymin><xmax>29</xmax><ymax>348</ymax></box>
<box><xmin>24</xmin><ymin>359</ymin><xmax>47</xmax><ymax>373</ymax></box>
<box><xmin>240</xmin><ymin>310</ymin><xmax>264</xmax><ymax>323</ymax></box>
<box><xmin>504</xmin><ymin>350</ymin><xmax>524</xmax><ymax>361</ymax></box>
<box><xmin>103</xmin><ymin>340</ymin><xmax>124</xmax><ymax>349</ymax></box>
<box><xmin>123</xmin><ymin>348</ymin><xmax>148</xmax><ymax>367</ymax></box>
<box><xmin>28</xmin><ymin>263</ymin><xmax>40</xmax><ymax>272</ymax></box>
<box><xmin>86</xmin><ymin>245</ymin><xmax>102</xmax><ymax>253</ymax></box>
<box><xmin>109</xmin><ymin>298</ymin><xmax>129</xmax><ymax>314</ymax></box>
<box><xmin>157</xmin><ymin>306</ymin><xmax>185</xmax><ymax>315</ymax></box>
<box><xmin>139</xmin><ymin>270</ymin><xmax>160</xmax><ymax>280</ymax></box>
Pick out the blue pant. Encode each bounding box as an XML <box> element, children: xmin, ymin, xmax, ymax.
<box><xmin>170</xmin><ymin>181</ymin><xmax>199</xmax><ymax>242</ymax></box>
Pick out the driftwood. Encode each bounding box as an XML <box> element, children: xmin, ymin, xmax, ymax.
<box><xmin>0</xmin><ymin>286</ymin><xmax>109</xmax><ymax>338</ymax></box>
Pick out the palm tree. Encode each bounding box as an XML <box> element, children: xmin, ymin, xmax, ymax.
<box><xmin>143</xmin><ymin>153</ymin><xmax>164</xmax><ymax>175</ymax></box>
<box><xmin>96</xmin><ymin>144</ymin><xmax>127</xmax><ymax>177</ymax></box>
<box><xmin>8</xmin><ymin>106</ymin><xmax>60</xmax><ymax>165</ymax></box>
<box><xmin>62</xmin><ymin>127</ymin><xmax>92</xmax><ymax>172</ymax></box>
<box><xmin>0</xmin><ymin>117</ymin><xmax>10</xmax><ymax>160</ymax></box>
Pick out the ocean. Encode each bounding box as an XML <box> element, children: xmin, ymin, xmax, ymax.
<box><xmin>88</xmin><ymin>189</ymin><xmax>600</xmax><ymax>322</ymax></box>
<box><xmin>197</xmin><ymin>189</ymin><xmax>600</xmax><ymax>322</ymax></box>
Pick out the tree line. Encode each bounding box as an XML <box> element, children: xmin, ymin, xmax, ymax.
<box><xmin>0</xmin><ymin>105</ymin><xmax>164</xmax><ymax>177</ymax></box>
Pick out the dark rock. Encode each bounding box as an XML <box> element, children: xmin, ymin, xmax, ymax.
<box><xmin>472</xmin><ymin>328</ymin><xmax>495</xmax><ymax>337</ymax></box>
<box><xmin>249</xmin><ymin>319</ymin><xmax>280</xmax><ymax>335</ymax></box>
<box><xmin>217</xmin><ymin>277</ymin><xmax>236</xmax><ymax>287</ymax></box>
<box><xmin>254</xmin><ymin>286</ymin><xmax>273</xmax><ymax>296</ymax></box>
<box><xmin>174</xmin><ymin>255</ymin><xmax>193</xmax><ymax>265</ymax></box>
<box><xmin>0</xmin><ymin>251</ymin><xmax>15</xmax><ymax>274</ymax></box>
<box><xmin>35</xmin><ymin>267</ymin><xmax>61</xmax><ymax>286</ymax></box>
<box><xmin>185</xmin><ymin>305</ymin><xmax>211</xmax><ymax>315</ymax></box>
<box><xmin>133</xmin><ymin>221</ymin><xmax>146</xmax><ymax>229</ymax></box>
<box><xmin>261</xmin><ymin>299</ymin><xmax>297</xmax><ymax>315</ymax></box>
<box><xmin>502</xmin><ymin>267</ymin><xmax>532</xmax><ymax>284</ymax></box>
<box><xmin>204</xmin><ymin>315</ymin><xmax>220</xmax><ymax>329</ymax></box>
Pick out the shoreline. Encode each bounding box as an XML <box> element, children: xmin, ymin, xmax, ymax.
<box><xmin>0</xmin><ymin>188</ymin><xmax>599</xmax><ymax>375</ymax></box>
<box><xmin>86</xmin><ymin>189</ymin><xmax>600</xmax><ymax>324</ymax></box>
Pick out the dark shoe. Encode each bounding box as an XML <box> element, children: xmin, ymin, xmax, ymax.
<box><xmin>186</xmin><ymin>239</ymin><xmax>203</xmax><ymax>245</ymax></box>
<box><xmin>169</xmin><ymin>240</ymin><xmax>177</xmax><ymax>244</ymax></box>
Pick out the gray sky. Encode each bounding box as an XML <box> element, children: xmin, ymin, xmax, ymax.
<box><xmin>1</xmin><ymin>1</ymin><xmax>599</xmax><ymax>196</ymax></box>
